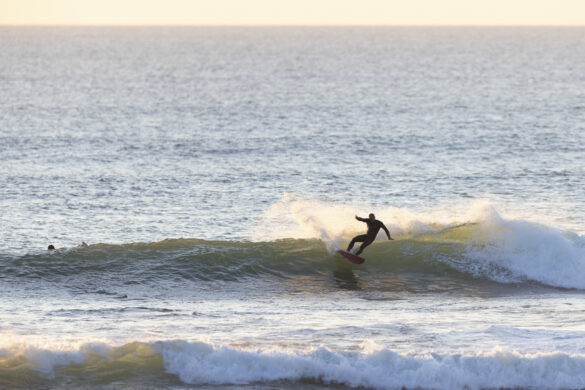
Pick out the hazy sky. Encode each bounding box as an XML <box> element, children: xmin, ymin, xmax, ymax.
<box><xmin>1</xmin><ymin>0</ymin><xmax>584</xmax><ymax>25</ymax></box>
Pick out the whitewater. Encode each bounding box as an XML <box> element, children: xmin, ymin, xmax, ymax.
<box><xmin>2</xmin><ymin>27</ymin><xmax>585</xmax><ymax>389</ymax></box>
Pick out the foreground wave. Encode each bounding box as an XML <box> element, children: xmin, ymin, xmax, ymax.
<box><xmin>1</xmin><ymin>340</ymin><xmax>585</xmax><ymax>389</ymax></box>
<box><xmin>1</xmin><ymin>216</ymin><xmax>584</xmax><ymax>290</ymax></box>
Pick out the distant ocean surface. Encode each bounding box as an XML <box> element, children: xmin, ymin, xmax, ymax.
<box><xmin>1</xmin><ymin>27</ymin><xmax>585</xmax><ymax>389</ymax></box>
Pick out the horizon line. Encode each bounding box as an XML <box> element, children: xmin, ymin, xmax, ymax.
<box><xmin>1</xmin><ymin>24</ymin><xmax>585</xmax><ymax>27</ymax></box>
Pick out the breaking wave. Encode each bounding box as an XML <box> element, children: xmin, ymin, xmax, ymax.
<box><xmin>1</xmin><ymin>340</ymin><xmax>585</xmax><ymax>389</ymax></box>
<box><xmin>1</xmin><ymin>200</ymin><xmax>584</xmax><ymax>290</ymax></box>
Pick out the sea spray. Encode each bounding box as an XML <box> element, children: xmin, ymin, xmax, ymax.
<box><xmin>250</xmin><ymin>193</ymin><xmax>442</xmax><ymax>248</ymax></box>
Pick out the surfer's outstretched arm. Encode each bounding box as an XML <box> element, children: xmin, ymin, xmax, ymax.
<box><xmin>381</xmin><ymin>223</ymin><xmax>393</xmax><ymax>240</ymax></box>
<box><xmin>355</xmin><ymin>215</ymin><xmax>368</xmax><ymax>222</ymax></box>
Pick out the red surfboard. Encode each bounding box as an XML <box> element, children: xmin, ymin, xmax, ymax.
<box><xmin>337</xmin><ymin>249</ymin><xmax>365</xmax><ymax>265</ymax></box>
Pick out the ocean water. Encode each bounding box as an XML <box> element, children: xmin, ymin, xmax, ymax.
<box><xmin>1</xmin><ymin>27</ymin><xmax>585</xmax><ymax>389</ymax></box>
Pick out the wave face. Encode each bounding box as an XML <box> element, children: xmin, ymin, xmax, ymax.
<box><xmin>1</xmin><ymin>340</ymin><xmax>585</xmax><ymax>389</ymax></box>
<box><xmin>1</xmin><ymin>208</ymin><xmax>584</xmax><ymax>291</ymax></box>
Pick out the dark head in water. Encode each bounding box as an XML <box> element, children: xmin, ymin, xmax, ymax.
<box><xmin>48</xmin><ymin>245</ymin><xmax>55</xmax><ymax>250</ymax></box>
<box><xmin>369</xmin><ymin>213</ymin><xmax>375</xmax><ymax>221</ymax></box>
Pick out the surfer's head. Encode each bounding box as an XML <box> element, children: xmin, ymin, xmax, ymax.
<box><xmin>369</xmin><ymin>213</ymin><xmax>375</xmax><ymax>221</ymax></box>
<box><xmin>47</xmin><ymin>245</ymin><xmax>55</xmax><ymax>250</ymax></box>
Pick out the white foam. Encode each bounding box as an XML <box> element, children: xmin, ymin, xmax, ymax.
<box><xmin>4</xmin><ymin>340</ymin><xmax>585</xmax><ymax>389</ymax></box>
<box><xmin>457</xmin><ymin>203</ymin><xmax>585</xmax><ymax>288</ymax></box>
<box><xmin>0</xmin><ymin>343</ymin><xmax>85</xmax><ymax>379</ymax></box>
<box><xmin>158</xmin><ymin>341</ymin><xmax>585</xmax><ymax>389</ymax></box>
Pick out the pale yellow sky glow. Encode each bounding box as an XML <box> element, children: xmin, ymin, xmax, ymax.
<box><xmin>1</xmin><ymin>0</ymin><xmax>584</xmax><ymax>26</ymax></box>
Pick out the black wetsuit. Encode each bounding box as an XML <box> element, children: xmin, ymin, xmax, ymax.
<box><xmin>347</xmin><ymin>217</ymin><xmax>392</xmax><ymax>255</ymax></box>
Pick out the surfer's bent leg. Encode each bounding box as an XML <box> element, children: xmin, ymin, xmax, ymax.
<box><xmin>347</xmin><ymin>234</ymin><xmax>367</xmax><ymax>252</ymax></box>
<box><xmin>355</xmin><ymin>237</ymin><xmax>375</xmax><ymax>256</ymax></box>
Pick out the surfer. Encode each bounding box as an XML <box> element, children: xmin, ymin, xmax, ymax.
<box><xmin>347</xmin><ymin>213</ymin><xmax>393</xmax><ymax>255</ymax></box>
